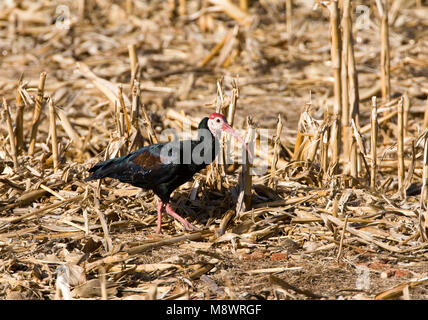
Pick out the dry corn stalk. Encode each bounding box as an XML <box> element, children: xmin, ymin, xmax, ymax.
<box><xmin>403</xmin><ymin>93</ymin><xmax>410</xmax><ymax>135</ymax></box>
<box><xmin>360</xmin><ymin>109</ymin><xmax>397</xmax><ymax>134</ymax></box>
<box><xmin>239</xmin><ymin>0</ymin><xmax>248</xmax><ymax>13</ymax></box>
<box><xmin>56</xmin><ymin>107</ymin><xmax>84</xmax><ymax>150</ymax></box>
<box><xmin>28</xmin><ymin>71</ymin><xmax>47</xmax><ymax>156</ymax></box>
<box><xmin>350</xmin><ymin>136</ymin><xmax>358</xmax><ymax>181</ymax></box>
<box><xmin>118</xmin><ymin>85</ymin><xmax>132</xmax><ymax>139</ymax></box>
<box><xmin>269</xmin><ymin>114</ymin><xmax>283</xmax><ymax>188</ymax></box>
<box><xmin>241</xmin><ymin>117</ymin><xmax>255</xmax><ymax>212</ymax></box>
<box><xmin>370</xmin><ymin>96</ymin><xmax>378</xmax><ymax>191</ymax></box>
<box><xmin>347</xmin><ymin>4</ymin><xmax>360</xmax><ymax>124</ymax></box>
<box><xmin>351</xmin><ymin>118</ymin><xmax>366</xmax><ymax>181</ymax></box>
<box><xmin>286</xmin><ymin>0</ymin><xmax>292</xmax><ymax>43</ymax></box>
<box><xmin>141</xmin><ymin>104</ymin><xmax>158</xmax><ymax>145</ymax></box>
<box><xmin>336</xmin><ymin>214</ymin><xmax>349</xmax><ymax>262</ymax></box>
<box><xmin>423</xmin><ymin>135</ymin><xmax>428</xmax><ymax>211</ymax></box>
<box><xmin>78</xmin><ymin>0</ymin><xmax>86</xmax><ymax>19</ymax></box>
<box><xmin>328</xmin><ymin>1</ymin><xmax>342</xmax><ymax>172</ymax></box>
<box><xmin>227</xmin><ymin>82</ymin><xmax>238</xmax><ymax>127</ymax></box>
<box><xmin>376</xmin><ymin>0</ymin><xmax>391</xmax><ymax>100</ymax></box>
<box><xmin>423</xmin><ymin>97</ymin><xmax>428</xmax><ymax>130</ymax></box>
<box><xmin>308</xmin><ymin>124</ymin><xmax>325</xmax><ymax>163</ymax></box>
<box><xmin>131</xmin><ymin>80</ymin><xmax>140</xmax><ymax>128</ymax></box>
<box><xmin>115</xmin><ymin>103</ymin><xmax>123</xmax><ymax>138</ymax></box>
<box><xmin>179</xmin><ymin>0</ymin><xmax>187</xmax><ymax>16</ymax></box>
<box><xmin>208</xmin><ymin>0</ymin><xmax>253</xmax><ymax>27</ymax></box>
<box><xmin>212</xmin><ymin>79</ymin><xmax>227</xmax><ymax>186</ymax></box>
<box><xmin>292</xmin><ymin>131</ymin><xmax>304</xmax><ymax>161</ymax></box>
<box><xmin>293</xmin><ymin>106</ymin><xmax>319</xmax><ymax>161</ymax></box>
<box><xmin>200</xmin><ymin>28</ymin><xmax>236</xmax><ymax>67</ymax></box>
<box><xmin>321</xmin><ymin>118</ymin><xmax>329</xmax><ymax>174</ymax></box>
<box><xmin>77</xmin><ymin>62</ymin><xmax>131</xmax><ymax>107</ymax></box>
<box><xmin>217</xmin><ymin>25</ymin><xmax>239</xmax><ymax>67</ymax></box>
<box><xmin>128</xmin><ymin>43</ymin><xmax>138</xmax><ymax>83</ymax></box>
<box><xmin>48</xmin><ymin>97</ymin><xmax>59</xmax><ymax>173</ymax></box>
<box><xmin>224</xmin><ymin>81</ymin><xmax>239</xmax><ymax>167</ymax></box>
<box><xmin>15</xmin><ymin>85</ymin><xmax>25</xmax><ymax>154</ymax></box>
<box><xmin>420</xmin><ymin>130</ymin><xmax>428</xmax><ymax>241</ymax></box>
<box><xmin>397</xmin><ymin>96</ymin><xmax>405</xmax><ymax>195</ymax></box>
<box><xmin>2</xmin><ymin>97</ymin><xmax>19</xmax><ymax>170</ymax></box>
<box><xmin>341</xmin><ymin>0</ymin><xmax>351</xmax><ymax>161</ymax></box>
<box><xmin>94</xmin><ymin>198</ymin><xmax>113</xmax><ymax>253</ymax></box>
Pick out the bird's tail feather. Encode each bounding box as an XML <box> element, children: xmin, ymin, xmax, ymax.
<box><xmin>84</xmin><ymin>157</ymin><xmax>125</xmax><ymax>182</ymax></box>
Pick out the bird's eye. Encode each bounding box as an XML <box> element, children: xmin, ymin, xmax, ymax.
<box><xmin>216</xmin><ymin>118</ymin><xmax>221</xmax><ymax>123</ymax></box>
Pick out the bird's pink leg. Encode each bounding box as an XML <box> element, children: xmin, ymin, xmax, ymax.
<box><xmin>165</xmin><ymin>203</ymin><xmax>197</xmax><ymax>231</ymax></box>
<box><xmin>156</xmin><ymin>200</ymin><xmax>164</xmax><ymax>234</ymax></box>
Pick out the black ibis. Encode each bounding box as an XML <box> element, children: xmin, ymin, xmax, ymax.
<box><xmin>85</xmin><ymin>113</ymin><xmax>251</xmax><ymax>233</ymax></box>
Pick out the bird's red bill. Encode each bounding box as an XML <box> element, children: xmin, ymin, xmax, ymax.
<box><xmin>222</xmin><ymin>122</ymin><xmax>253</xmax><ymax>159</ymax></box>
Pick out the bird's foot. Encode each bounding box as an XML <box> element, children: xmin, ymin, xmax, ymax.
<box><xmin>181</xmin><ymin>220</ymin><xmax>198</xmax><ymax>231</ymax></box>
<box><xmin>165</xmin><ymin>203</ymin><xmax>198</xmax><ymax>231</ymax></box>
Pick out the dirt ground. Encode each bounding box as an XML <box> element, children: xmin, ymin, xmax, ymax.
<box><xmin>0</xmin><ymin>0</ymin><xmax>428</xmax><ymax>300</ymax></box>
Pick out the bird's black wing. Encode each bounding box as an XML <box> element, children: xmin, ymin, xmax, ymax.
<box><xmin>85</xmin><ymin>142</ymin><xmax>185</xmax><ymax>187</ymax></box>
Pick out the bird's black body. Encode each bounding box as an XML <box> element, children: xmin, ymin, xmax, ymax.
<box><xmin>85</xmin><ymin>117</ymin><xmax>218</xmax><ymax>202</ymax></box>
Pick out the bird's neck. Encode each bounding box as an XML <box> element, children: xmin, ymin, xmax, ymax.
<box><xmin>188</xmin><ymin>117</ymin><xmax>220</xmax><ymax>166</ymax></box>
<box><xmin>195</xmin><ymin>128</ymin><xmax>219</xmax><ymax>161</ymax></box>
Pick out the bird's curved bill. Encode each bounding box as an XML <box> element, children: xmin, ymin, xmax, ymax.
<box><xmin>222</xmin><ymin>123</ymin><xmax>253</xmax><ymax>159</ymax></box>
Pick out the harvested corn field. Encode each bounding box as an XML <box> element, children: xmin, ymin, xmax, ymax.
<box><xmin>0</xmin><ymin>0</ymin><xmax>428</xmax><ymax>301</ymax></box>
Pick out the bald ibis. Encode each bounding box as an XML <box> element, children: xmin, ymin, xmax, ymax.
<box><xmin>85</xmin><ymin>113</ymin><xmax>251</xmax><ymax>233</ymax></box>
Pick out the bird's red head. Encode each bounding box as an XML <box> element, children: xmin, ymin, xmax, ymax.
<box><xmin>207</xmin><ymin>112</ymin><xmax>252</xmax><ymax>158</ymax></box>
<box><xmin>209</xmin><ymin>112</ymin><xmax>226</xmax><ymax>120</ymax></box>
